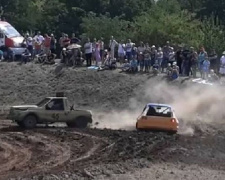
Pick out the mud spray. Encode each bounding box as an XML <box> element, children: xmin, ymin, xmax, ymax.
<box><xmin>93</xmin><ymin>77</ymin><xmax>225</xmax><ymax>135</ymax></box>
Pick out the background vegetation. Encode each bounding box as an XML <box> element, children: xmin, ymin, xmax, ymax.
<box><xmin>1</xmin><ymin>0</ymin><xmax>225</xmax><ymax>52</ymax></box>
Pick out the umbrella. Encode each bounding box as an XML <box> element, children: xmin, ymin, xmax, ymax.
<box><xmin>67</xmin><ymin>44</ymin><xmax>81</xmax><ymax>50</ymax></box>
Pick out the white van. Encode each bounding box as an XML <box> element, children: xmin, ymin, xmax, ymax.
<box><xmin>0</xmin><ymin>21</ymin><xmax>26</xmax><ymax>58</ymax></box>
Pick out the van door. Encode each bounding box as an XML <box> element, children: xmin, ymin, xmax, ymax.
<box><xmin>0</xmin><ymin>30</ymin><xmax>5</xmax><ymax>47</ymax></box>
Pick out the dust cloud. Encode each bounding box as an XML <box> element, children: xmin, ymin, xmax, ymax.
<box><xmin>93</xmin><ymin>77</ymin><xmax>225</xmax><ymax>134</ymax></box>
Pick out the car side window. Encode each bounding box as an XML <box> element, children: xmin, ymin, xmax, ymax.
<box><xmin>46</xmin><ymin>99</ymin><xmax>64</xmax><ymax>111</ymax></box>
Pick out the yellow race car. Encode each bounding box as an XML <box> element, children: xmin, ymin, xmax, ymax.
<box><xmin>136</xmin><ymin>103</ymin><xmax>179</xmax><ymax>133</ymax></box>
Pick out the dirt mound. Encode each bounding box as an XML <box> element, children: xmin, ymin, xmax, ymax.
<box><xmin>0</xmin><ymin>62</ymin><xmax>145</xmax><ymax>111</ymax></box>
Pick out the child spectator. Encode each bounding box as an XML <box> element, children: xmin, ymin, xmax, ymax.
<box><xmin>208</xmin><ymin>69</ymin><xmax>219</xmax><ymax>82</ymax></box>
<box><xmin>166</xmin><ymin>63</ymin><xmax>173</xmax><ymax>77</ymax></box>
<box><xmin>121</xmin><ymin>59</ymin><xmax>130</xmax><ymax>72</ymax></box>
<box><xmin>171</xmin><ymin>62</ymin><xmax>179</xmax><ymax>80</ymax></box>
<box><xmin>202</xmin><ymin>57</ymin><xmax>210</xmax><ymax>80</ymax></box>
<box><xmin>130</xmin><ymin>56</ymin><xmax>138</xmax><ymax>73</ymax></box>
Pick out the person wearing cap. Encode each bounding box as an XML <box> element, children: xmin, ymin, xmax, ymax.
<box><xmin>168</xmin><ymin>47</ymin><xmax>175</xmax><ymax>67</ymax></box>
<box><xmin>151</xmin><ymin>45</ymin><xmax>157</xmax><ymax>69</ymax></box>
<box><xmin>219</xmin><ymin>51</ymin><xmax>225</xmax><ymax>76</ymax></box>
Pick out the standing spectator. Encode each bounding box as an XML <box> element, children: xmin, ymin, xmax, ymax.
<box><xmin>125</xmin><ymin>39</ymin><xmax>134</xmax><ymax>61</ymax></box>
<box><xmin>33</xmin><ymin>31</ymin><xmax>44</xmax><ymax>55</ymax></box>
<box><xmin>190</xmin><ymin>47</ymin><xmax>198</xmax><ymax>78</ymax></box>
<box><xmin>144</xmin><ymin>49</ymin><xmax>151</xmax><ymax>73</ymax></box>
<box><xmin>84</xmin><ymin>38</ymin><xmax>92</xmax><ymax>67</ymax></box>
<box><xmin>95</xmin><ymin>41</ymin><xmax>101</xmax><ymax>66</ymax></box>
<box><xmin>109</xmin><ymin>36</ymin><xmax>118</xmax><ymax>59</ymax></box>
<box><xmin>92</xmin><ymin>38</ymin><xmax>97</xmax><ymax>64</ymax></box>
<box><xmin>63</xmin><ymin>34</ymin><xmax>70</xmax><ymax>48</ymax></box>
<box><xmin>99</xmin><ymin>37</ymin><xmax>104</xmax><ymax>62</ymax></box>
<box><xmin>23</xmin><ymin>33</ymin><xmax>33</xmax><ymax>57</ymax></box>
<box><xmin>59</xmin><ymin>33</ymin><xmax>65</xmax><ymax>50</ymax></box>
<box><xmin>157</xmin><ymin>47</ymin><xmax>163</xmax><ymax>72</ymax></box>
<box><xmin>175</xmin><ymin>45</ymin><xmax>183</xmax><ymax>74</ymax></box>
<box><xmin>162</xmin><ymin>41</ymin><xmax>170</xmax><ymax>73</ymax></box>
<box><xmin>219</xmin><ymin>51</ymin><xmax>225</xmax><ymax>76</ymax></box>
<box><xmin>137</xmin><ymin>42</ymin><xmax>145</xmax><ymax>66</ymax></box>
<box><xmin>50</xmin><ymin>34</ymin><xmax>57</xmax><ymax>54</ymax></box>
<box><xmin>118</xmin><ymin>40</ymin><xmax>125</xmax><ymax>65</ymax></box>
<box><xmin>70</xmin><ymin>33</ymin><xmax>80</xmax><ymax>44</ymax></box>
<box><xmin>168</xmin><ymin>47</ymin><xmax>175</xmax><ymax>66</ymax></box>
<box><xmin>198</xmin><ymin>47</ymin><xmax>208</xmax><ymax>78</ymax></box>
<box><xmin>43</xmin><ymin>34</ymin><xmax>51</xmax><ymax>54</ymax></box>
<box><xmin>208</xmin><ymin>49</ymin><xmax>218</xmax><ymax>73</ymax></box>
<box><xmin>182</xmin><ymin>46</ymin><xmax>191</xmax><ymax>76</ymax></box>
<box><xmin>151</xmin><ymin>45</ymin><xmax>157</xmax><ymax>68</ymax></box>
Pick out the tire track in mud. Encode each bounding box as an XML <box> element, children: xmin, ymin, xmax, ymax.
<box><xmin>0</xmin><ymin>128</ymin><xmax>108</xmax><ymax>179</ymax></box>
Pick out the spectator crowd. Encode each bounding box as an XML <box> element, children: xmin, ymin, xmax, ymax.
<box><xmin>1</xmin><ymin>31</ymin><xmax>224</xmax><ymax>82</ymax></box>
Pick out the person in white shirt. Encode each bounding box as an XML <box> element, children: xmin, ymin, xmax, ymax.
<box><xmin>84</xmin><ymin>38</ymin><xmax>92</xmax><ymax>67</ymax></box>
<box><xmin>109</xmin><ymin>36</ymin><xmax>118</xmax><ymax>59</ymax></box>
<box><xmin>125</xmin><ymin>39</ymin><xmax>134</xmax><ymax>61</ymax></box>
<box><xmin>118</xmin><ymin>40</ymin><xmax>125</xmax><ymax>64</ymax></box>
<box><xmin>34</xmin><ymin>31</ymin><xmax>44</xmax><ymax>47</ymax></box>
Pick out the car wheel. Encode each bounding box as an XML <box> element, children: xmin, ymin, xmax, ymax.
<box><xmin>66</xmin><ymin>122</ymin><xmax>76</xmax><ymax>128</ymax></box>
<box><xmin>17</xmin><ymin>121</ymin><xmax>24</xmax><ymax>128</ymax></box>
<box><xmin>75</xmin><ymin>117</ymin><xmax>89</xmax><ymax>129</ymax></box>
<box><xmin>22</xmin><ymin>115</ymin><xmax>37</xmax><ymax>129</ymax></box>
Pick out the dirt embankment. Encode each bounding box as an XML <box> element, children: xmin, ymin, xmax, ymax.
<box><xmin>0</xmin><ymin>62</ymin><xmax>225</xmax><ymax>180</ymax></box>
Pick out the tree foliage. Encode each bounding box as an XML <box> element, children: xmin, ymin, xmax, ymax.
<box><xmin>0</xmin><ymin>0</ymin><xmax>225</xmax><ymax>52</ymax></box>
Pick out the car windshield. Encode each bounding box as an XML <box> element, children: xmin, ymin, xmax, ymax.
<box><xmin>146</xmin><ymin>105</ymin><xmax>172</xmax><ymax>117</ymax></box>
<box><xmin>1</xmin><ymin>25</ymin><xmax>21</xmax><ymax>38</ymax></box>
<box><xmin>36</xmin><ymin>98</ymin><xmax>51</xmax><ymax>107</ymax></box>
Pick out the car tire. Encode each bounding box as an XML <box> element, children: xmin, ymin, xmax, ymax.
<box><xmin>66</xmin><ymin>122</ymin><xmax>76</xmax><ymax>128</ymax></box>
<box><xmin>22</xmin><ymin>115</ymin><xmax>37</xmax><ymax>129</ymax></box>
<box><xmin>17</xmin><ymin>121</ymin><xmax>24</xmax><ymax>128</ymax></box>
<box><xmin>75</xmin><ymin>117</ymin><xmax>90</xmax><ymax>129</ymax></box>
<box><xmin>168</xmin><ymin>131</ymin><xmax>177</xmax><ymax>135</ymax></box>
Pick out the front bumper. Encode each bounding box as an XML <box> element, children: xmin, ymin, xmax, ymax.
<box><xmin>9</xmin><ymin>47</ymin><xmax>26</xmax><ymax>55</ymax></box>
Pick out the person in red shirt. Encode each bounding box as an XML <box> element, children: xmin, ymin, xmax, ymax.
<box><xmin>63</xmin><ymin>34</ymin><xmax>70</xmax><ymax>48</ymax></box>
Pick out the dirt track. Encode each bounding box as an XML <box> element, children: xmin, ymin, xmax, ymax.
<box><xmin>0</xmin><ymin>62</ymin><xmax>225</xmax><ymax>180</ymax></box>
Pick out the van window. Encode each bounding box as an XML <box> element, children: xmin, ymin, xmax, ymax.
<box><xmin>0</xmin><ymin>32</ymin><xmax>3</xmax><ymax>38</ymax></box>
<box><xmin>1</xmin><ymin>25</ymin><xmax>21</xmax><ymax>38</ymax></box>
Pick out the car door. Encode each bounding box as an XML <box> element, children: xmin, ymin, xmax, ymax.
<box><xmin>45</xmin><ymin>99</ymin><xmax>65</xmax><ymax>122</ymax></box>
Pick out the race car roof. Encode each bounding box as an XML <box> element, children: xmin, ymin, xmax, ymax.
<box><xmin>147</xmin><ymin>103</ymin><xmax>172</xmax><ymax>108</ymax></box>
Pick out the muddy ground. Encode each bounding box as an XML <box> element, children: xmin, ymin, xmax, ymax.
<box><xmin>0</xmin><ymin>62</ymin><xmax>225</xmax><ymax>180</ymax></box>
